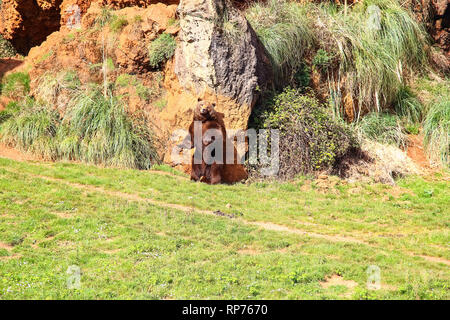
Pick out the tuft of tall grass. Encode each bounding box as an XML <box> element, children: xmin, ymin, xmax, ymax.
<box><xmin>423</xmin><ymin>99</ymin><xmax>449</xmax><ymax>167</ymax></box>
<box><xmin>321</xmin><ymin>0</ymin><xmax>428</xmax><ymax>117</ymax></box>
<box><xmin>148</xmin><ymin>33</ymin><xmax>176</xmax><ymax>68</ymax></box>
<box><xmin>0</xmin><ymin>101</ymin><xmax>60</xmax><ymax>159</ymax></box>
<box><xmin>246</xmin><ymin>0</ymin><xmax>429</xmax><ymax>116</ymax></box>
<box><xmin>1</xmin><ymin>72</ymin><xmax>30</xmax><ymax>99</ymax></box>
<box><xmin>34</xmin><ymin>70</ymin><xmax>81</xmax><ymax>105</ymax></box>
<box><xmin>110</xmin><ymin>16</ymin><xmax>128</xmax><ymax>33</ymax></box>
<box><xmin>393</xmin><ymin>85</ymin><xmax>423</xmax><ymax>124</ymax></box>
<box><xmin>355</xmin><ymin>112</ymin><xmax>408</xmax><ymax>148</ymax></box>
<box><xmin>245</xmin><ymin>0</ymin><xmax>315</xmax><ymax>86</ymax></box>
<box><xmin>60</xmin><ymin>86</ymin><xmax>158</xmax><ymax>169</ymax></box>
<box><xmin>0</xmin><ymin>101</ymin><xmax>20</xmax><ymax>124</ymax></box>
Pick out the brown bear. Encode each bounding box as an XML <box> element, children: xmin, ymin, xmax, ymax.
<box><xmin>186</xmin><ymin>99</ymin><xmax>227</xmax><ymax>184</ymax></box>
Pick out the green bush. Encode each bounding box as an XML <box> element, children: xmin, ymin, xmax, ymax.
<box><xmin>356</xmin><ymin>112</ymin><xmax>408</xmax><ymax>148</ymax></box>
<box><xmin>253</xmin><ymin>88</ymin><xmax>358</xmax><ymax>178</ymax></box>
<box><xmin>312</xmin><ymin>49</ymin><xmax>333</xmax><ymax>71</ymax></box>
<box><xmin>1</xmin><ymin>72</ymin><xmax>30</xmax><ymax>99</ymax></box>
<box><xmin>0</xmin><ymin>35</ymin><xmax>16</xmax><ymax>58</ymax></box>
<box><xmin>148</xmin><ymin>33</ymin><xmax>176</xmax><ymax>68</ymax></box>
<box><xmin>423</xmin><ymin>99</ymin><xmax>449</xmax><ymax>167</ymax></box>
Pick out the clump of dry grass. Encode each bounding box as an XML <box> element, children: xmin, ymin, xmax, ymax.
<box><xmin>335</xmin><ymin>138</ymin><xmax>419</xmax><ymax>185</ymax></box>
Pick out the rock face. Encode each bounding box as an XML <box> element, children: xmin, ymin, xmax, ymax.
<box><xmin>411</xmin><ymin>0</ymin><xmax>450</xmax><ymax>58</ymax></box>
<box><xmin>0</xmin><ymin>0</ymin><xmax>63</xmax><ymax>54</ymax></box>
<box><xmin>60</xmin><ymin>0</ymin><xmax>180</xmax><ymax>27</ymax></box>
<box><xmin>174</xmin><ymin>0</ymin><xmax>271</xmax><ymax>130</ymax></box>
<box><xmin>0</xmin><ymin>0</ymin><xmax>180</xmax><ymax>53</ymax></box>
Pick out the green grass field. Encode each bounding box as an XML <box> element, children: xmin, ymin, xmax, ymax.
<box><xmin>0</xmin><ymin>157</ymin><xmax>448</xmax><ymax>299</ymax></box>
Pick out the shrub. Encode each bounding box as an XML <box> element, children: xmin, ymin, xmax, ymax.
<box><xmin>1</xmin><ymin>72</ymin><xmax>30</xmax><ymax>99</ymax></box>
<box><xmin>312</xmin><ymin>49</ymin><xmax>333</xmax><ymax>71</ymax></box>
<box><xmin>423</xmin><ymin>99</ymin><xmax>449</xmax><ymax>167</ymax></box>
<box><xmin>0</xmin><ymin>35</ymin><xmax>16</xmax><ymax>58</ymax></box>
<box><xmin>252</xmin><ymin>88</ymin><xmax>358</xmax><ymax>179</ymax></box>
<box><xmin>356</xmin><ymin>112</ymin><xmax>408</xmax><ymax>148</ymax></box>
<box><xmin>148</xmin><ymin>33</ymin><xmax>176</xmax><ymax>68</ymax></box>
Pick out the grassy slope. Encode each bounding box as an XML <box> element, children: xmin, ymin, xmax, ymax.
<box><xmin>0</xmin><ymin>157</ymin><xmax>448</xmax><ymax>299</ymax></box>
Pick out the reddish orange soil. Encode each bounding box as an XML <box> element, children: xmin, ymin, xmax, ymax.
<box><xmin>407</xmin><ymin>134</ymin><xmax>431</xmax><ymax>170</ymax></box>
<box><xmin>0</xmin><ymin>143</ymin><xmax>38</xmax><ymax>162</ymax></box>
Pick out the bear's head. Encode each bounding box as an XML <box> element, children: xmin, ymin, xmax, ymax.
<box><xmin>193</xmin><ymin>98</ymin><xmax>217</xmax><ymax>122</ymax></box>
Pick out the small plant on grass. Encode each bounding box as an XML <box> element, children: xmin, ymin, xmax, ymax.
<box><xmin>148</xmin><ymin>33</ymin><xmax>176</xmax><ymax>68</ymax></box>
<box><xmin>0</xmin><ymin>72</ymin><xmax>30</xmax><ymax>99</ymax></box>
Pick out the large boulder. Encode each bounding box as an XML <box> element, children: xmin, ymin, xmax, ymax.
<box><xmin>171</xmin><ymin>0</ymin><xmax>271</xmax><ymax>131</ymax></box>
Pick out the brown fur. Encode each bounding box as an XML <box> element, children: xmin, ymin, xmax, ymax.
<box><xmin>188</xmin><ymin>99</ymin><xmax>226</xmax><ymax>184</ymax></box>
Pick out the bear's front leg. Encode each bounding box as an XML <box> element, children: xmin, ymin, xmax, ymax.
<box><xmin>209</xmin><ymin>165</ymin><xmax>222</xmax><ymax>184</ymax></box>
<box><xmin>191</xmin><ymin>166</ymin><xmax>201</xmax><ymax>181</ymax></box>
